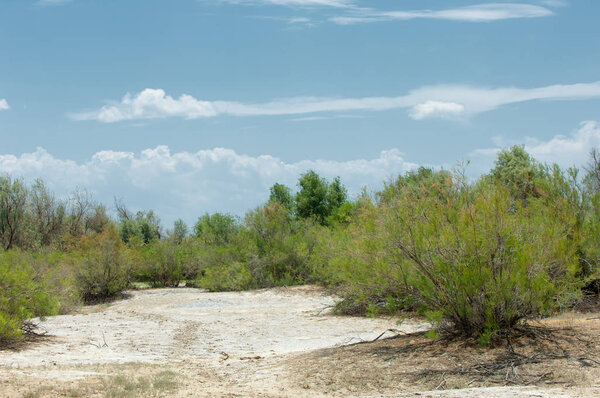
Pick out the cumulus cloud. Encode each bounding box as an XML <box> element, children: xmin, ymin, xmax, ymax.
<box><xmin>331</xmin><ymin>3</ymin><xmax>553</xmax><ymax>25</ymax></box>
<box><xmin>0</xmin><ymin>146</ymin><xmax>417</xmax><ymax>226</ymax></box>
<box><xmin>470</xmin><ymin>121</ymin><xmax>600</xmax><ymax>173</ymax></box>
<box><xmin>0</xmin><ymin>99</ymin><xmax>9</xmax><ymax>111</ymax></box>
<box><xmin>71</xmin><ymin>81</ymin><xmax>600</xmax><ymax>123</ymax></box>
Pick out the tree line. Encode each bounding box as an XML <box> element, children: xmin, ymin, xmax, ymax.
<box><xmin>1</xmin><ymin>146</ymin><xmax>600</xmax><ymax>345</ymax></box>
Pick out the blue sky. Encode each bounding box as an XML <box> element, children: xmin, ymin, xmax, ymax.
<box><xmin>1</xmin><ymin>0</ymin><xmax>600</xmax><ymax>226</ymax></box>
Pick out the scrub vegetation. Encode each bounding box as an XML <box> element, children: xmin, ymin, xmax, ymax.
<box><xmin>1</xmin><ymin>146</ymin><xmax>600</xmax><ymax>345</ymax></box>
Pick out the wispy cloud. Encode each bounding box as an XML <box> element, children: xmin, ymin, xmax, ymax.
<box><xmin>216</xmin><ymin>0</ymin><xmax>352</xmax><ymax>7</ymax></box>
<box><xmin>331</xmin><ymin>3</ymin><xmax>554</xmax><ymax>25</ymax></box>
<box><xmin>71</xmin><ymin>81</ymin><xmax>600</xmax><ymax>123</ymax></box>
<box><xmin>537</xmin><ymin>0</ymin><xmax>567</xmax><ymax>7</ymax></box>
<box><xmin>0</xmin><ymin>99</ymin><xmax>10</xmax><ymax>111</ymax></box>
<box><xmin>216</xmin><ymin>1</ymin><xmax>555</xmax><ymax>26</ymax></box>
<box><xmin>408</xmin><ymin>101</ymin><xmax>465</xmax><ymax>121</ymax></box>
<box><xmin>36</xmin><ymin>0</ymin><xmax>73</xmax><ymax>6</ymax></box>
<box><xmin>290</xmin><ymin>114</ymin><xmax>364</xmax><ymax>122</ymax></box>
<box><xmin>0</xmin><ymin>146</ymin><xmax>416</xmax><ymax>225</ymax></box>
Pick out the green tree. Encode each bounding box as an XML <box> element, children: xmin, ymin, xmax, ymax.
<box><xmin>326</xmin><ymin>177</ymin><xmax>347</xmax><ymax>213</ymax></box>
<box><xmin>269</xmin><ymin>183</ymin><xmax>294</xmax><ymax>211</ymax></box>
<box><xmin>490</xmin><ymin>145</ymin><xmax>541</xmax><ymax>200</ymax></box>
<box><xmin>194</xmin><ymin>213</ymin><xmax>239</xmax><ymax>245</ymax></box>
<box><xmin>168</xmin><ymin>218</ymin><xmax>189</xmax><ymax>244</ymax></box>
<box><xmin>295</xmin><ymin>171</ymin><xmax>349</xmax><ymax>225</ymax></box>
<box><xmin>295</xmin><ymin>171</ymin><xmax>330</xmax><ymax>224</ymax></box>
<box><xmin>0</xmin><ymin>176</ymin><xmax>28</xmax><ymax>250</ymax></box>
<box><xmin>30</xmin><ymin>179</ymin><xmax>65</xmax><ymax>247</ymax></box>
<box><xmin>116</xmin><ymin>205</ymin><xmax>161</xmax><ymax>245</ymax></box>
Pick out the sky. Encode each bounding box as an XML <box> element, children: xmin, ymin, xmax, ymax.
<box><xmin>1</xmin><ymin>0</ymin><xmax>600</xmax><ymax>227</ymax></box>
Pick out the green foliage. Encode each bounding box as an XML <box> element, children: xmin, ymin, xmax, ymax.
<box><xmin>1</xmin><ymin>146</ymin><xmax>600</xmax><ymax>344</ymax></box>
<box><xmin>131</xmin><ymin>238</ymin><xmax>205</xmax><ymax>288</ymax></box>
<box><xmin>117</xmin><ymin>207</ymin><xmax>162</xmax><ymax>244</ymax></box>
<box><xmin>295</xmin><ymin>171</ymin><xmax>348</xmax><ymax>225</ymax></box>
<box><xmin>295</xmin><ymin>170</ymin><xmax>330</xmax><ymax>224</ymax></box>
<box><xmin>29</xmin><ymin>179</ymin><xmax>65</xmax><ymax>247</ymax></box>
<box><xmin>74</xmin><ymin>224</ymin><xmax>131</xmax><ymax>303</ymax></box>
<box><xmin>168</xmin><ymin>218</ymin><xmax>189</xmax><ymax>244</ymax></box>
<box><xmin>269</xmin><ymin>183</ymin><xmax>294</xmax><ymax>211</ymax></box>
<box><xmin>327</xmin><ymin>177</ymin><xmax>347</xmax><ymax>213</ymax></box>
<box><xmin>318</xmin><ymin>162</ymin><xmax>583</xmax><ymax>339</ymax></box>
<box><xmin>0</xmin><ymin>175</ymin><xmax>28</xmax><ymax>250</ymax></box>
<box><xmin>490</xmin><ymin>145</ymin><xmax>542</xmax><ymax>200</ymax></box>
<box><xmin>133</xmin><ymin>240</ymin><xmax>182</xmax><ymax>287</ymax></box>
<box><xmin>194</xmin><ymin>213</ymin><xmax>239</xmax><ymax>245</ymax></box>
<box><xmin>0</xmin><ymin>250</ymin><xmax>59</xmax><ymax>344</ymax></box>
<box><xmin>244</xmin><ymin>202</ymin><xmax>317</xmax><ymax>287</ymax></box>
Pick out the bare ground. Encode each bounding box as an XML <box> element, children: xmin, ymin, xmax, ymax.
<box><xmin>1</xmin><ymin>286</ymin><xmax>599</xmax><ymax>397</ymax></box>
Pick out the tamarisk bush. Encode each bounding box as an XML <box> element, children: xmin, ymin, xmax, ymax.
<box><xmin>320</xmin><ymin>167</ymin><xmax>582</xmax><ymax>341</ymax></box>
<box><xmin>0</xmin><ymin>250</ymin><xmax>58</xmax><ymax>344</ymax></box>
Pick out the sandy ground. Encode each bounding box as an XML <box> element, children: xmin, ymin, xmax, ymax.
<box><xmin>0</xmin><ymin>286</ymin><xmax>599</xmax><ymax>397</ymax></box>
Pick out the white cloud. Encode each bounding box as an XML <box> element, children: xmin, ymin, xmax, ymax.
<box><xmin>409</xmin><ymin>101</ymin><xmax>465</xmax><ymax>120</ymax></box>
<box><xmin>538</xmin><ymin>0</ymin><xmax>567</xmax><ymax>7</ymax></box>
<box><xmin>36</xmin><ymin>0</ymin><xmax>73</xmax><ymax>6</ymax></box>
<box><xmin>0</xmin><ymin>146</ymin><xmax>417</xmax><ymax>226</ymax></box>
<box><xmin>217</xmin><ymin>0</ymin><xmax>352</xmax><ymax>7</ymax></box>
<box><xmin>288</xmin><ymin>16</ymin><xmax>311</xmax><ymax>24</ymax></box>
<box><xmin>331</xmin><ymin>3</ymin><xmax>553</xmax><ymax>25</ymax></box>
<box><xmin>72</xmin><ymin>81</ymin><xmax>600</xmax><ymax>123</ymax></box>
<box><xmin>0</xmin><ymin>99</ymin><xmax>9</xmax><ymax>111</ymax></box>
<box><xmin>470</xmin><ymin>121</ymin><xmax>600</xmax><ymax>173</ymax></box>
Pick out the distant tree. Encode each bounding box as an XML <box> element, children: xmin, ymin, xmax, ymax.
<box><xmin>295</xmin><ymin>171</ymin><xmax>348</xmax><ymax>225</ymax></box>
<box><xmin>115</xmin><ymin>200</ymin><xmax>161</xmax><ymax>244</ymax></box>
<box><xmin>137</xmin><ymin>210</ymin><xmax>162</xmax><ymax>242</ymax></box>
<box><xmin>268</xmin><ymin>183</ymin><xmax>294</xmax><ymax>211</ymax></box>
<box><xmin>119</xmin><ymin>218</ymin><xmax>140</xmax><ymax>244</ymax></box>
<box><xmin>114</xmin><ymin>197</ymin><xmax>133</xmax><ymax>221</ymax></box>
<box><xmin>85</xmin><ymin>204</ymin><xmax>110</xmax><ymax>234</ymax></box>
<box><xmin>194</xmin><ymin>213</ymin><xmax>238</xmax><ymax>245</ymax></box>
<box><xmin>378</xmin><ymin>167</ymin><xmax>453</xmax><ymax>206</ymax></box>
<box><xmin>0</xmin><ymin>176</ymin><xmax>28</xmax><ymax>250</ymax></box>
<box><xmin>585</xmin><ymin>148</ymin><xmax>600</xmax><ymax>193</ymax></box>
<box><xmin>169</xmin><ymin>218</ymin><xmax>189</xmax><ymax>244</ymax></box>
<box><xmin>490</xmin><ymin>145</ymin><xmax>541</xmax><ymax>200</ymax></box>
<box><xmin>326</xmin><ymin>177</ymin><xmax>347</xmax><ymax>213</ymax></box>
<box><xmin>67</xmin><ymin>188</ymin><xmax>94</xmax><ymax>236</ymax></box>
<box><xmin>30</xmin><ymin>179</ymin><xmax>65</xmax><ymax>247</ymax></box>
<box><xmin>295</xmin><ymin>170</ymin><xmax>330</xmax><ymax>224</ymax></box>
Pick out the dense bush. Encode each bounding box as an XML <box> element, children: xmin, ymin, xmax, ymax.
<box><xmin>0</xmin><ymin>250</ymin><xmax>59</xmax><ymax>344</ymax></box>
<box><xmin>73</xmin><ymin>224</ymin><xmax>132</xmax><ymax>303</ymax></box>
<box><xmin>318</xmin><ymin>168</ymin><xmax>583</xmax><ymax>340</ymax></box>
<box><xmin>244</xmin><ymin>202</ymin><xmax>319</xmax><ymax>287</ymax></box>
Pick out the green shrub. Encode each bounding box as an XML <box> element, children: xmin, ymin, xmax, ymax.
<box><xmin>244</xmin><ymin>202</ymin><xmax>317</xmax><ymax>287</ymax></box>
<box><xmin>200</xmin><ymin>260</ymin><xmax>252</xmax><ymax>291</ymax></box>
<box><xmin>74</xmin><ymin>224</ymin><xmax>131</xmax><ymax>303</ymax></box>
<box><xmin>132</xmin><ymin>240</ymin><xmax>183</xmax><ymax>288</ymax></box>
<box><xmin>320</xmin><ymin>169</ymin><xmax>581</xmax><ymax>339</ymax></box>
<box><xmin>195</xmin><ymin>240</ymin><xmax>251</xmax><ymax>290</ymax></box>
<box><xmin>0</xmin><ymin>250</ymin><xmax>59</xmax><ymax>344</ymax></box>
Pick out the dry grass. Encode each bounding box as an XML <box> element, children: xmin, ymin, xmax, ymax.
<box><xmin>9</xmin><ymin>365</ymin><xmax>182</xmax><ymax>398</ymax></box>
<box><xmin>282</xmin><ymin>313</ymin><xmax>600</xmax><ymax>397</ymax></box>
